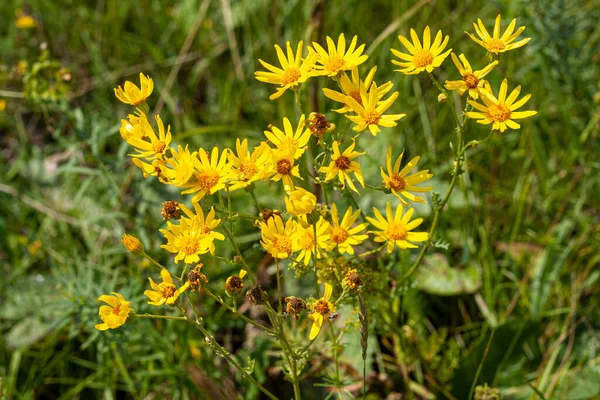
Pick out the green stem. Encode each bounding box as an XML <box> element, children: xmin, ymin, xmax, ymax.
<box><xmin>141</xmin><ymin>252</ymin><xmax>165</xmax><ymax>271</ymax></box>
<box><xmin>468</xmin><ymin>330</ymin><xmax>495</xmax><ymax>400</ymax></box>
<box><xmin>250</xmin><ymin>188</ymin><xmax>261</xmax><ymax>212</ymax></box>
<box><xmin>328</xmin><ymin>323</ymin><xmax>341</xmax><ymax>388</ymax></box>
<box><xmin>276</xmin><ymin>258</ymin><xmax>283</xmax><ymax>314</ymax></box>
<box><xmin>294</xmin><ymin>89</ymin><xmax>303</xmax><ymax>117</ymax></box>
<box><xmin>312</xmin><ymin>223</ymin><xmax>321</xmax><ymax>297</ymax></box>
<box><xmin>135</xmin><ymin>313</ymin><xmax>187</xmax><ymax>321</ymax></box>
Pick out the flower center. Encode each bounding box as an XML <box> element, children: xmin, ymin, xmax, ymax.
<box><xmin>200</xmin><ymin>224</ymin><xmax>211</xmax><ymax>235</ymax></box>
<box><xmin>363</xmin><ymin>110</ymin><xmax>381</xmax><ymax>125</ymax></box>
<box><xmin>413</xmin><ymin>50</ymin><xmax>434</xmax><ymax>68</ymax></box>
<box><xmin>487</xmin><ymin>103</ymin><xmax>511</xmax><ymax>122</ymax></box>
<box><xmin>276</xmin><ymin>159</ymin><xmax>292</xmax><ymax>175</ymax></box>
<box><xmin>112</xmin><ymin>305</ymin><xmax>122</xmax><ymax>315</ymax></box>
<box><xmin>334</xmin><ymin>156</ymin><xmax>351</xmax><ymax>170</ymax></box>
<box><xmin>153</xmin><ymin>140</ymin><xmax>167</xmax><ymax>154</ymax></box>
<box><xmin>349</xmin><ymin>91</ymin><xmax>363</xmax><ymax>105</ymax></box>
<box><xmin>388</xmin><ymin>173</ymin><xmax>406</xmax><ymax>191</ymax></box>
<box><xmin>331</xmin><ymin>227</ymin><xmax>349</xmax><ymax>244</ymax></box>
<box><xmin>240</xmin><ymin>161</ymin><xmax>258</xmax><ymax>177</ymax></box>
<box><xmin>181</xmin><ymin>237</ymin><xmax>200</xmax><ymax>255</ymax></box>
<box><xmin>463</xmin><ymin>74</ymin><xmax>479</xmax><ymax>88</ymax></box>
<box><xmin>299</xmin><ymin>233</ymin><xmax>314</xmax><ymax>251</ymax></box>
<box><xmin>486</xmin><ymin>38</ymin><xmax>506</xmax><ymax>52</ymax></box>
<box><xmin>324</xmin><ymin>56</ymin><xmax>346</xmax><ymax>73</ymax></box>
<box><xmin>163</xmin><ymin>286</ymin><xmax>175</xmax><ymax>298</ymax></box>
<box><xmin>273</xmin><ymin>235</ymin><xmax>292</xmax><ymax>255</ymax></box>
<box><xmin>387</xmin><ymin>223</ymin><xmax>407</xmax><ymax>241</ymax></box>
<box><xmin>196</xmin><ymin>170</ymin><xmax>220</xmax><ymax>190</ymax></box>
<box><xmin>281</xmin><ymin>68</ymin><xmax>301</xmax><ymax>85</ymax></box>
<box><xmin>314</xmin><ymin>299</ymin><xmax>330</xmax><ymax>315</ymax></box>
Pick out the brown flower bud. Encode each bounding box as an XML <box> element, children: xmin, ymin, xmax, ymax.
<box><xmin>161</xmin><ymin>200</ymin><xmax>180</xmax><ymax>220</ymax></box>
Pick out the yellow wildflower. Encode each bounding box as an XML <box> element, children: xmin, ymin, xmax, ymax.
<box><xmin>264</xmin><ymin>115</ymin><xmax>311</xmax><ymax>159</ymax></box>
<box><xmin>260</xmin><ymin>214</ymin><xmax>298</xmax><ymax>259</ymax></box>
<box><xmin>444</xmin><ymin>54</ymin><xmax>498</xmax><ymax>99</ymax></box>
<box><xmin>255</xmin><ymin>41</ymin><xmax>318</xmax><ymax>100</ymax></box>
<box><xmin>121</xmin><ymin>233</ymin><xmax>144</xmax><ymax>254</ymax></box>
<box><xmin>294</xmin><ymin>217</ymin><xmax>331</xmax><ymax>265</ymax></box>
<box><xmin>95</xmin><ymin>292</ymin><xmax>132</xmax><ymax>331</ymax></box>
<box><xmin>308</xmin><ymin>283</ymin><xmax>336</xmax><ymax>340</ymax></box>
<box><xmin>267</xmin><ymin>147</ymin><xmax>301</xmax><ymax>191</ymax></box>
<box><xmin>127</xmin><ymin>114</ymin><xmax>172</xmax><ymax>161</ymax></box>
<box><xmin>178</xmin><ymin>202</ymin><xmax>225</xmax><ymax>254</ymax></box>
<box><xmin>225</xmin><ymin>269</ymin><xmax>247</xmax><ymax>295</ymax></box>
<box><xmin>329</xmin><ymin>203</ymin><xmax>369</xmax><ymax>255</ymax></box>
<box><xmin>465</xmin><ymin>79</ymin><xmax>537</xmax><ymax>132</ymax></box>
<box><xmin>181</xmin><ymin>147</ymin><xmax>231</xmax><ymax>201</ymax></box>
<box><xmin>144</xmin><ymin>269</ymin><xmax>190</xmax><ymax>306</ymax></box>
<box><xmin>227</xmin><ymin>139</ymin><xmax>271</xmax><ymax>190</ymax></box>
<box><xmin>114</xmin><ymin>73</ymin><xmax>154</xmax><ymax>106</ymax></box>
<box><xmin>16</xmin><ymin>14</ymin><xmax>36</xmax><ymax>29</ymax></box>
<box><xmin>165</xmin><ymin>145</ymin><xmax>197</xmax><ymax>186</ymax></box>
<box><xmin>131</xmin><ymin>159</ymin><xmax>170</xmax><ymax>182</ymax></box>
<box><xmin>381</xmin><ymin>147</ymin><xmax>433</xmax><ymax>205</ymax></box>
<box><xmin>119</xmin><ymin>110</ymin><xmax>149</xmax><ymax>142</ymax></box>
<box><xmin>466</xmin><ymin>15</ymin><xmax>530</xmax><ymax>55</ymax></box>
<box><xmin>311</xmin><ymin>33</ymin><xmax>368</xmax><ymax>77</ymax></box>
<box><xmin>391</xmin><ymin>26</ymin><xmax>451</xmax><ymax>75</ymax></box>
<box><xmin>285</xmin><ymin>187</ymin><xmax>317</xmax><ymax>217</ymax></box>
<box><xmin>344</xmin><ymin>82</ymin><xmax>405</xmax><ymax>136</ymax></box>
<box><xmin>320</xmin><ymin>139</ymin><xmax>365</xmax><ymax>193</ymax></box>
<box><xmin>322</xmin><ymin>66</ymin><xmax>393</xmax><ymax>114</ymax></box>
<box><xmin>367</xmin><ymin>202</ymin><xmax>428</xmax><ymax>253</ymax></box>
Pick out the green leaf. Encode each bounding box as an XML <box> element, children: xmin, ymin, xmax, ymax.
<box><xmin>415</xmin><ymin>253</ymin><xmax>482</xmax><ymax>296</ymax></box>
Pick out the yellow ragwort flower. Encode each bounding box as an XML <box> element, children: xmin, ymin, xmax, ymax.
<box><xmin>367</xmin><ymin>202</ymin><xmax>428</xmax><ymax>253</ymax></box>
<box><xmin>121</xmin><ymin>233</ymin><xmax>144</xmax><ymax>254</ymax></box>
<box><xmin>227</xmin><ymin>139</ymin><xmax>271</xmax><ymax>191</ymax></box>
<box><xmin>95</xmin><ymin>292</ymin><xmax>132</xmax><ymax>331</ymax></box>
<box><xmin>308</xmin><ymin>283</ymin><xmax>336</xmax><ymax>340</ymax></box>
<box><xmin>16</xmin><ymin>15</ymin><xmax>37</xmax><ymax>29</ymax></box>
<box><xmin>255</xmin><ymin>41</ymin><xmax>318</xmax><ymax>100</ymax></box>
<box><xmin>294</xmin><ymin>217</ymin><xmax>331</xmax><ymax>265</ymax></box>
<box><xmin>391</xmin><ymin>26</ymin><xmax>451</xmax><ymax>75</ymax></box>
<box><xmin>260</xmin><ymin>214</ymin><xmax>298</xmax><ymax>259</ymax></box>
<box><xmin>264</xmin><ymin>115</ymin><xmax>311</xmax><ymax>159</ymax></box>
<box><xmin>329</xmin><ymin>203</ymin><xmax>369</xmax><ymax>255</ymax></box>
<box><xmin>285</xmin><ymin>187</ymin><xmax>317</xmax><ymax>217</ymax></box>
<box><xmin>127</xmin><ymin>114</ymin><xmax>172</xmax><ymax>161</ymax></box>
<box><xmin>311</xmin><ymin>33</ymin><xmax>368</xmax><ymax>77</ymax></box>
<box><xmin>381</xmin><ymin>147</ymin><xmax>433</xmax><ymax>205</ymax></box>
<box><xmin>267</xmin><ymin>146</ymin><xmax>301</xmax><ymax>191</ymax></box>
<box><xmin>323</xmin><ymin>66</ymin><xmax>393</xmax><ymax>114</ymax></box>
<box><xmin>131</xmin><ymin>159</ymin><xmax>170</xmax><ymax>181</ymax></box>
<box><xmin>466</xmin><ymin>15</ymin><xmax>530</xmax><ymax>55</ymax></box>
<box><xmin>181</xmin><ymin>147</ymin><xmax>231</xmax><ymax>201</ymax></box>
<box><xmin>179</xmin><ymin>201</ymin><xmax>225</xmax><ymax>254</ymax></box>
<box><xmin>144</xmin><ymin>269</ymin><xmax>190</xmax><ymax>306</ymax></box>
<box><xmin>319</xmin><ymin>139</ymin><xmax>365</xmax><ymax>193</ymax></box>
<box><xmin>444</xmin><ymin>54</ymin><xmax>498</xmax><ymax>99</ymax></box>
<box><xmin>345</xmin><ymin>82</ymin><xmax>405</xmax><ymax>136</ymax></box>
<box><xmin>465</xmin><ymin>79</ymin><xmax>537</xmax><ymax>132</ymax></box>
<box><xmin>114</xmin><ymin>73</ymin><xmax>154</xmax><ymax>106</ymax></box>
<box><xmin>120</xmin><ymin>110</ymin><xmax>149</xmax><ymax>142</ymax></box>
<box><xmin>164</xmin><ymin>145</ymin><xmax>197</xmax><ymax>186</ymax></box>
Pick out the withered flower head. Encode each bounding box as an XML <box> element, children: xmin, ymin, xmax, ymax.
<box><xmin>285</xmin><ymin>296</ymin><xmax>306</xmax><ymax>319</ymax></box>
<box><xmin>344</xmin><ymin>268</ymin><xmax>363</xmax><ymax>292</ymax></box>
<box><xmin>246</xmin><ymin>286</ymin><xmax>266</xmax><ymax>305</ymax></box>
<box><xmin>262</xmin><ymin>208</ymin><xmax>281</xmax><ymax>223</ymax></box>
<box><xmin>308</xmin><ymin>112</ymin><xmax>334</xmax><ymax>136</ymax></box>
<box><xmin>161</xmin><ymin>200</ymin><xmax>180</xmax><ymax>220</ymax></box>
<box><xmin>188</xmin><ymin>264</ymin><xmax>209</xmax><ymax>292</ymax></box>
<box><xmin>225</xmin><ymin>269</ymin><xmax>247</xmax><ymax>295</ymax></box>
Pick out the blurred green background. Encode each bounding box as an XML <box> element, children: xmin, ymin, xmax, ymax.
<box><xmin>1</xmin><ymin>0</ymin><xmax>599</xmax><ymax>398</ymax></box>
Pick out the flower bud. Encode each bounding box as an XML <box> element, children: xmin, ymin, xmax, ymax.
<box><xmin>121</xmin><ymin>234</ymin><xmax>144</xmax><ymax>255</ymax></box>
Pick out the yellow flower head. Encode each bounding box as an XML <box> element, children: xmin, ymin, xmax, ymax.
<box><xmin>165</xmin><ymin>145</ymin><xmax>197</xmax><ymax>187</ymax></box>
<box><xmin>95</xmin><ymin>292</ymin><xmax>132</xmax><ymax>331</ymax></box>
<box><xmin>323</xmin><ymin>66</ymin><xmax>393</xmax><ymax>114</ymax></box>
<box><xmin>260</xmin><ymin>214</ymin><xmax>298</xmax><ymax>259</ymax></box>
<box><xmin>311</xmin><ymin>33</ymin><xmax>368</xmax><ymax>77</ymax></box>
<box><xmin>344</xmin><ymin>82</ymin><xmax>405</xmax><ymax>136</ymax></box>
<box><xmin>391</xmin><ymin>26</ymin><xmax>451</xmax><ymax>75</ymax></box>
<box><xmin>227</xmin><ymin>139</ymin><xmax>271</xmax><ymax>190</ymax></box>
<box><xmin>367</xmin><ymin>202</ymin><xmax>428</xmax><ymax>253</ymax></box>
<box><xmin>144</xmin><ymin>269</ymin><xmax>190</xmax><ymax>306</ymax></box>
<box><xmin>319</xmin><ymin>139</ymin><xmax>365</xmax><ymax>193</ymax></box>
<box><xmin>465</xmin><ymin>79</ymin><xmax>537</xmax><ymax>132</ymax></box>
<box><xmin>114</xmin><ymin>73</ymin><xmax>154</xmax><ymax>106</ymax></box>
<box><xmin>329</xmin><ymin>203</ymin><xmax>369</xmax><ymax>255</ymax></box>
<box><xmin>127</xmin><ymin>114</ymin><xmax>172</xmax><ymax>161</ymax></box>
<box><xmin>264</xmin><ymin>115</ymin><xmax>311</xmax><ymax>159</ymax></box>
<box><xmin>255</xmin><ymin>41</ymin><xmax>318</xmax><ymax>100</ymax></box>
<box><xmin>225</xmin><ymin>269</ymin><xmax>247</xmax><ymax>295</ymax></box>
<box><xmin>285</xmin><ymin>187</ymin><xmax>317</xmax><ymax>216</ymax></box>
<box><xmin>267</xmin><ymin>146</ymin><xmax>301</xmax><ymax>191</ymax></box>
<box><xmin>120</xmin><ymin>110</ymin><xmax>150</xmax><ymax>142</ymax></box>
<box><xmin>308</xmin><ymin>283</ymin><xmax>336</xmax><ymax>340</ymax></box>
<box><xmin>132</xmin><ymin>159</ymin><xmax>170</xmax><ymax>182</ymax></box>
<box><xmin>0</xmin><ymin>99</ymin><xmax>6</xmax><ymax>112</ymax></box>
<box><xmin>16</xmin><ymin>14</ymin><xmax>37</xmax><ymax>29</ymax></box>
<box><xmin>121</xmin><ymin>233</ymin><xmax>144</xmax><ymax>254</ymax></box>
<box><xmin>466</xmin><ymin>15</ymin><xmax>530</xmax><ymax>55</ymax></box>
<box><xmin>381</xmin><ymin>147</ymin><xmax>433</xmax><ymax>205</ymax></box>
<box><xmin>444</xmin><ymin>54</ymin><xmax>498</xmax><ymax>99</ymax></box>
<box><xmin>294</xmin><ymin>217</ymin><xmax>331</xmax><ymax>265</ymax></box>
<box><xmin>180</xmin><ymin>202</ymin><xmax>225</xmax><ymax>254</ymax></box>
<box><xmin>181</xmin><ymin>147</ymin><xmax>231</xmax><ymax>201</ymax></box>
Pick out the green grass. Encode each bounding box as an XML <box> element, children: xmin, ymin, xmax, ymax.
<box><xmin>1</xmin><ymin>0</ymin><xmax>600</xmax><ymax>399</ymax></box>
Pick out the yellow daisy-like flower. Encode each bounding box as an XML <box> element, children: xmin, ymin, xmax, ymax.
<box><xmin>319</xmin><ymin>139</ymin><xmax>365</xmax><ymax>193</ymax></box>
<box><xmin>322</xmin><ymin>66</ymin><xmax>393</xmax><ymax>114</ymax></box>
<box><xmin>227</xmin><ymin>139</ymin><xmax>271</xmax><ymax>191</ymax></box>
<box><xmin>114</xmin><ymin>73</ymin><xmax>154</xmax><ymax>106</ymax></box>
<box><xmin>285</xmin><ymin>187</ymin><xmax>317</xmax><ymax>217</ymax></box>
<box><xmin>465</xmin><ymin>79</ymin><xmax>537</xmax><ymax>132</ymax></box>
<box><xmin>181</xmin><ymin>147</ymin><xmax>231</xmax><ymax>201</ymax></box>
<box><xmin>267</xmin><ymin>147</ymin><xmax>301</xmax><ymax>191</ymax></box>
<box><xmin>391</xmin><ymin>26</ymin><xmax>451</xmax><ymax>75</ymax></box>
<box><xmin>367</xmin><ymin>202</ymin><xmax>428</xmax><ymax>253</ymax></box>
<box><xmin>311</xmin><ymin>33</ymin><xmax>368</xmax><ymax>77</ymax></box>
<box><xmin>179</xmin><ymin>202</ymin><xmax>225</xmax><ymax>254</ymax></box>
<box><xmin>444</xmin><ymin>54</ymin><xmax>498</xmax><ymax>99</ymax></box>
<box><xmin>144</xmin><ymin>269</ymin><xmax>190</xmax><ymax>306</ymax></box>
<box><xmin>381</xmin><ymin>147</ymin><xmax>433</xmax><ymax>205</ymax></box>
<box><xmin>165</xmin><ymin>145</ymin><xmax>197</xmax><ymax>187</ymax></box>
<box><xmin>308</xmin><ymin>283</ymin><xmax>336</xmax><ymax>340</ymax></box>
<box><xmin>344</xmin><ymin>82</ymin><xmax>405</xmax><ymax>136</ymax></box>
<box><xmin>15</xmin><ymin>14</ymin><xmax>37</xmax><ymax>29</ymax></box>
<box><xmin>466</xmin><ymin>15</ymin><xmax>531</xmax><ymax>55</ymax></box>
<box><xmin>127</xmin><ymin>114</ymin><xmax>172</xmax><ymax>161</ymax></box>
<box><xmin>95</xmin><ymin>292</ymin><xmax>132</xmax><ymax>331</ymax></box>
<box><xmin>264</xmin><ymin>115</ymin><xmax>311</xmax><ymax>159</ymax></box>
<box><xmin>260</xmin><ymin>214</ymin><xmax>298</xmax><ymax>259</ymax></box>
<box><xmin>120</xmin><ymin>110</ymin><xmax>149</xmax><ymax>142</ymax></box>
<box><xmin>131</xmin><ymin>159</ymin><xmax>170</xmax><ymax>181</ymax></box>
<box><xmin>329</xmin><ymin>203</ymin><xmax>369</xmax><ymax>255</ymax></box>
<box><xmin>255</xmin><ymin>41</ymin><xmax>318</xmax><ymax>100</ymax></box>
<box><xmin>294</xmin><ymin>217</ymin><xmax>331</xmax><ymax>265</ymax></box>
